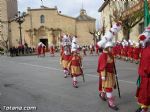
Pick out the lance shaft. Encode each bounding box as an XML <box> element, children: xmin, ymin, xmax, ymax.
<box><xmin>113</xmin><ymin>59</ymin><xmax>121</xmax><ymax>98</ymax></box>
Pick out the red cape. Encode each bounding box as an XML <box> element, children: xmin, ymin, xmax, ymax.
<box><xmin>97</xmin><ymin>52</ymin><xmax>107</xmax><ymax>73</ymax></box>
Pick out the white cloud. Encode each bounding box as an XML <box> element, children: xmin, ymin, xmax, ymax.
<box><xmin>17</xmin><ymin>0</ymin><xmax>104</xmax><ymax>29</ymax></box>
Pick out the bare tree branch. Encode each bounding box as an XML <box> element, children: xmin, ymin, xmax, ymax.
<box><xmin>109</xmin><ymin>0</ymin><xmax>143</xmax><ymax>40</ymax></box>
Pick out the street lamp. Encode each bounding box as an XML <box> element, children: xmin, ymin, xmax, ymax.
<box><xmin>15</xmin><ymin>11</ymin><xmax>25</xmax><ymax>45</ymax></box>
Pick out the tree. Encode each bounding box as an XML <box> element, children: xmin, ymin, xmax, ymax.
<box><xmin>89</xmin><ymin>28</ymin><xmax>103</xmax><ymax>45</ymax></box>
<box><xmin>0</xmin><ymin>20</ymin><xmax>9</xmax><ymax>52</ymax></box>
<box><xmin>110</xmin><ymin>0</ymin><xmax>144</xmax><ymax>40</ymax></box>
<box><xmin>0</xmin><ymin>34</ymin><xmax>9</xmax><ymax>51</ymax></box>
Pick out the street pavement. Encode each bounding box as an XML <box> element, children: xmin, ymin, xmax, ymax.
<box><xmin>0</xmin><ymin>53</ymin><xmax>141</xmax><ymax>112</ymax></box>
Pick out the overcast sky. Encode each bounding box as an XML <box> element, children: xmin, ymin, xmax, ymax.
<box><xmin>18</xmin><ymin>0</ymin><xmax>104</xmax><ymax>29</ymax></box>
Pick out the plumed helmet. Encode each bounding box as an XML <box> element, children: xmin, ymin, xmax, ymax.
<box><xmin>97</xmin><ymin>22</ymin><xmax>122</xmax><ymax>48</ymax></box>
<box><xmin>62</xmin><ymin>34</ymin><xmax>71</xmax><ymax>46</ymax></box>
<box><xmin>97</xmin><ymin>37</ymin><xmax>107</xmax><ymax>48</ymax></box>
<box><xmin>72</xmin><ymin>36</ymin><xmax>77</xmax><ymax>43</ymax></box>
<box><xmin>139</xmin><ymin>26</ymin><xmax>150</xmax><ymax>47</ymax></box>
<box><xmin>71</xmin><ymin>42</ymin><xmax>78</xmax><ymax>52</ymax></box>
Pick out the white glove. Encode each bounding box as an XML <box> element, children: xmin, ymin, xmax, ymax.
<box><xmin>101</xmin><ymin>77</ymin><xmax>105</xmax><ymax>81</ymax></box>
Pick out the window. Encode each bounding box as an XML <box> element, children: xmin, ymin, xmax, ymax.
<box><xmin>40</xmin><ymin>15</ymin><xmax>45</xmax><ymax>23</ymax></box>
<box><xmin>139</xmin><ymin>22</ymin><xmax>144</xmax><ymax>34</ymax></box>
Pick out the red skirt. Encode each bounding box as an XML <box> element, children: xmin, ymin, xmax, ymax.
<box><xmin>99</xmin><ymin>75</ymin><xmax>113</xmax><ymax>92</ymax></box>
<box><xmin>38</xmin><ymin>48</ymin><xmax>41</xmax><ymax>55</ymax></box>
<box><xmin>136</xmin><ymin>77</ymin><xmax>150</xmax><ymax>107</ymax></box>
<box><xmin>133</xmin><ymin>54</ymin><xmax>139</xmax><ymax>60</ymax></box>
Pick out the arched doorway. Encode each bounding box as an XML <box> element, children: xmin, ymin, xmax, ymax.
<box><xmin>39</xmin><ymin>38</ymin><xmax>48</xmax><ymax>50</ymax></box>
<box><xmin>28</xmin><ymin>26</ymin><xmax>62</xmax><ymax>49</ymax></box>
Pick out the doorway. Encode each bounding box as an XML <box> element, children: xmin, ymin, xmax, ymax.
<box><xmin>40</xmin><ymin>39</ymin><xmax>48</xmax><ymax>51</ymax></box>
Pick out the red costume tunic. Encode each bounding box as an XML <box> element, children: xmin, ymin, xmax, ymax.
<box><xmin>133</xmin><ymin>47</ymin><xmax>141</xmax><ymax>60</ymax></box>
<box><xmin>68</xmin><ymin>54</ymin><xmax>83</xmax><ymax>77</ymax></box>
<box><xmin>127</xmin><ymin>46</ymin><xmax>133</xmax><ymax>58</ymax></box>
<box><xmin>124</xmin><ymin>46</ymin><xmax>128</xmax><ymax>57</ymax></box>
<box><xmin>118</xmin><ymin>45</ymin><xmax>122</xmax><ymax>57</ymax></box>
<box><xmin>97</xmin><ymin>52</ymin><xmax>116</xmax><ymax>92</ymax></box>
<box><xmin>136</xmin><ymin>46</ymin><xmax>150</xmax><ymax>107</ymax></box>
<box><xmin>121</xmin><ymin>47</ymin><xmax>125</xmax><ymax>57</ymax></box>
<box><xmin>37</xmin><ymin>45</ymin><xmax>42</xmax><ymax>56</ymax></box>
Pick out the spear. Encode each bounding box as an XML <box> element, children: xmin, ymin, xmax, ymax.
<box><xmin>113</xmin><ymin>60</ymin><xmax>121</xmax><ymax>98</ymax></box>
<box><xmin>82</xmin><ymin>69</ymin><xmax>85</xmax><ymax>83</ymax></box>
<box><xmin>80</xmin><ymin>66</ymin><xmax>85</xmax><ymax>83</ymax></box>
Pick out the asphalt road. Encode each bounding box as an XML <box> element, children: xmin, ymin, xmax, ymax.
<box><xmin>0</xmin><ymin>53</ymin><xmax>141</xmax><ymax>112</ymax></box>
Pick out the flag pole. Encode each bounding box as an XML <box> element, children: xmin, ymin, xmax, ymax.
<box><xmin>144</xmin><ymin>0</ymin><xmax>150</xmax><ymax>27</ymax></box>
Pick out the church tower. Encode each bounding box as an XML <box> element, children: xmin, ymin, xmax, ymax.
<box><xmin>76</xmin><ymin>1</ymin><xmax>96</xmax><ymax>45</ymax></box>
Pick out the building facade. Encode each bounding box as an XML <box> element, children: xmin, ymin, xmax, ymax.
<box><xmin>0</xmin><ymin>0</ymin><xmax>18</xmax><ymax>49</ymax></box>
<box><xmin>99</xmin><ymin>0</ymin><xmax>148</xmax><ymax>42</ymax></box>
<box><xmin>9</xmin><ymin>6</ymin><xmax>96</xmax><ymax>48</ymax></box>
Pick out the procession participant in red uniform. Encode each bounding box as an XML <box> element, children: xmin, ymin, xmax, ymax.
<box><xmin>136</xmin><ymin>27</ymin><xmax>150</xmax><ymax>112</ymax></box>
<box><xmin>61</xmin><ymin>46</ymin><xmax>71</xmax><ymax>78</ymax></box>
<box><xmin>97</xmin><ymin>42</ymin><xmax>118</xmax><ymax>110</ymax></box>
<box><xmin>97</xmin><ymin>21</ymin><xmax>122</xmax><ymax>111</ymax></box>
<box><xmin>49</xmin><ymin>44</ymin><xmax>55</xmax><ymax>57</ymax></box>
<box><xmin>68</xmin><ymin>49</ymin><xmax>83</xmax><ymax>88</ymax></box>
<box><xmin>112</xmin><ymin>42</ymin><xmax>118</xmax><ymax>58</ymax></box>
<box><xmin>42</xmin><ymin>44</ymin><xmax>46</xmax><ymax>57</ymax></box>
<box><xmin>121</xmin><ymin>40</ymin><xmax>128</xmax><ymax>61</ymax></box>
<box><xmin>117</xmin><ymin>43</ymin><xmax>122</xmax><ymax>59</ymax></box>
<box><xmin>133</xmin><ymin>43</ymin><xmax>141</xmax><ymax>64</ymax></box>
<box><xmin>68</xmin><ymin>35</ymin><xmax>83</xmax><ymax>88</ymax></box>
<box><xmin>121</xmin><ymin>42</ymin><xmax>125</xmax><ymax>60</ymax></box>
<box><xmin>127</xmin><ymin>41</ymin><xmax>134</xmax><ymax>62</ymax></box>
<box><xmin>37</xmin><ymin>42</ymin><xmax>42</xmax><ymax>57</ymax></box>
<box><xmin>120</xmin><ymin>43</ymin><xmax>124</xmax><ymax>59</ymax></box>
<box><xmin>60</xmin><ymin>34</ymin><xmax>72</xmax><ymax>78</ymax></box>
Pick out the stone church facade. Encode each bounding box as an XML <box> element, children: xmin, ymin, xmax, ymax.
<box><xmin>10</xmin><ymin>5</ymin><xmax>96</xmax><ymax>48</ymax></box>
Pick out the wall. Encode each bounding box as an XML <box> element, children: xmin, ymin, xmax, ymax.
<box><xmin>76</xmin><ymin>21</ymin><xmax>96</xmax><ymax>45</ymax></box>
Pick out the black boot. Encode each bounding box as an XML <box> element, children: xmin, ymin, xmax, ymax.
<box><xmin>136</xmin><ymin>107</ymin><xmax>142</xmax><ymax>112</ymax></box>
